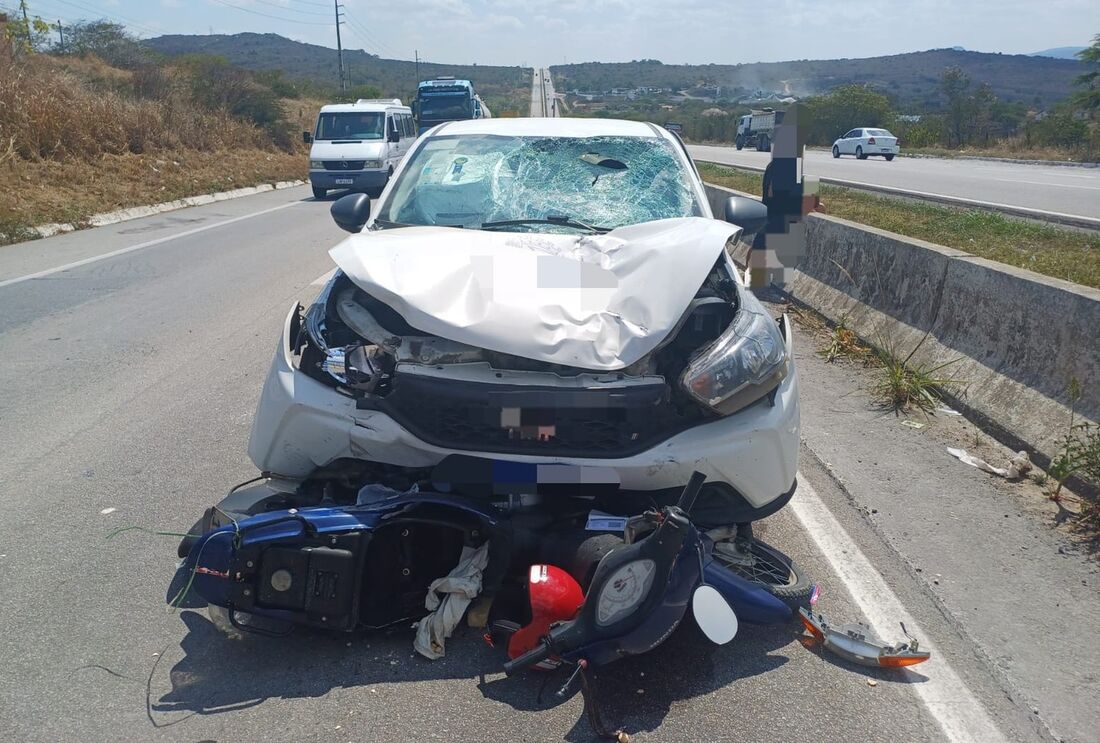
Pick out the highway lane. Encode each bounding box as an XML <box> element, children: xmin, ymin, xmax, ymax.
<box><xmin>531</xmin><ymin>67</ymin><xmax>559</xmax><ymax>117</ymax></box>
<box><xmin>688</xmin><ymin>144</ymin><xmax>1100</xmax><ymax>222</ymax></box>
<box><xmin>0</xmin><ymin>189</ymin><xmax>1060</xmax><ymax>742</ymax></box>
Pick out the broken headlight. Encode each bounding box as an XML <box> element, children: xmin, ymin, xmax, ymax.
<box><xmin>679</xmin><ymin>287</ymin><xmax>787</xmax><ymax>416</ymax></box>
<box><xmin>321</xmin><ymin>344</ymin><xmax>385</xmax><ymax>392</ymax></box>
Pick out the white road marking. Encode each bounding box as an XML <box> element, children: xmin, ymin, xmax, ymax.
<box><xmin>991</xmin><ymin>177</ymin><xmax>1100</xmax><ymax>191</ymax></box>
<box><xmin>0</xmin><ymin>201</ymin><xmax>302</xmax><ymax>290</ymax></box>
<box><xmin>790</xmin><ymin>474</ymin><xmax>1006</xmax><ymax>743</ymax></box>
<box><xmin>310</xmin><ymin>268</ymin><xmax>337</xmax><ymax>286</ymax></box>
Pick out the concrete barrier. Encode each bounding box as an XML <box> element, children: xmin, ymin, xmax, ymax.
<box><xmin>704</xmin><ymin>182</ymin><xmax>1100</xmax><ymax>464</ymax></box>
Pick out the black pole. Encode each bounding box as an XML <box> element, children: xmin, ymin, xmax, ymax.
<box><xmin>56</xmin><ymin>19</ymin><xmax>64</xmax><ymax>52</ymax></box>
<box><xmin>415</xmin><ymin>49</ymin><xmax>420</xmax><ymax>85</ymax></box>
<box><xmin>333</xmin><ymin>0</ymin><xmax>345</xmax><ymax>92</ymax></box>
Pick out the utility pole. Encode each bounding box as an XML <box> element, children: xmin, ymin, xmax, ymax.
<box><xmin>414</xmin><ymin>49</ymin><xmax>420</xmax><ymax>85</ymax></box>
<box><xmin>56</xmin><ymin>19</ymin><xmax>64</xmax><ymax>52</ymax></box>
<box><xmin>19</xmin><ymin>0</ymin><xmax>28</xmax><ymax>25</ymax></box>
<box><xmin>333</xmin><ymin>0</ymin><xmax>346</xmax><ymax>92</ymax></box>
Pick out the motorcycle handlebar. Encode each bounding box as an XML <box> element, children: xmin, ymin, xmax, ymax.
<box><xmin>502</xmin><ymin>639</ymin><xmax>553</xmax><ymax>675</ymax></box>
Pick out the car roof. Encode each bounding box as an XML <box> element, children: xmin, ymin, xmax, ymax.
<box><xmin>320</xmin><ymin>102</ymin><xmax>410</xmax><ymax>113</ymax></box>
<box><xmin>430</xmin><ymin>117</ymin><xmax>672</xmax><ymax>141</ymax></box>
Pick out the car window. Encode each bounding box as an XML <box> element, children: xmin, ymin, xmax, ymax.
<box><xmin>842</xmin><ymin>130</ymin><xmax>857</xmax><ymax>139</ymax></box>
<box><xmin>378</xmin><ymin>134</ymin><xmax>704</xmax><ymax>231</ymax></box>
<box><xmin>315</xmin><ymin>112</ymin><xmax>384</xmax><ymax>140</ymax></box>
<box><xmin>404</xmin><ymin>114</ymin><xmax>414</xmax><ymax>137</ymax></box>
<box><xmin>867</xmin><ymin>128</ymin><xmax>893</xmax><ymax>137</ymax></box>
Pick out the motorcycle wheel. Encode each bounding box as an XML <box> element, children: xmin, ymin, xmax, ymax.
<box><xmin>710</xmin><ymin>536</ymin><xmax>815</xmax><ymax>612</ymax></box>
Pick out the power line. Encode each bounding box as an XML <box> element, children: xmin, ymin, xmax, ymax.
<box><xmin>343</xmin><ymin>12</ymin><xmax>400</xmax><ymax>59</ymax></box>
<box><xmin>33</xmin><ymin>0</ymin><xmax>161</xmax><ymax>36</ymax></box>
<box><xmin>207</xmin><ymin>0</ymin><xmax>332</xmax><ymax>26</ymax></box>
<box><xmin>246</xmin><ymin>0</ymin><xmax>330</xmax><ymax>17</ymax></box>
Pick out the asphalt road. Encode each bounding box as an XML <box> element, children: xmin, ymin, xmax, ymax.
<box><xmin>687</xmin><ymin>144</ymin><xmax>1100</xmax><ymax>222</ymax></box>
<box><xmin>0</xmin><ymin>188</ymin><xmax>1094</xmax><ymax>742</ymax></box>
<box><xmin>532</xmin><ymin>68</ymin><xmax>559</xmax><ymax>118</ymax></box>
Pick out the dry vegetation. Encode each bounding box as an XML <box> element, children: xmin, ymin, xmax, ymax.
<box><xmin>0</xmin><ymin>53</ymin><xmax>308</xmax><ymax>244</ymax></box>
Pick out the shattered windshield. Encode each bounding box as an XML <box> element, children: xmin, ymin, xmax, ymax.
<box><xmin>377</xmin><ymin>134</ymin><xmax>703</xmax><ymax>231</ymax></box>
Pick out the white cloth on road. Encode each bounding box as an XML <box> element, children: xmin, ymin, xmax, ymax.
<box><xmin>414</xmin><ymin>542</ymin><xmax>490</xmax><ymax>660</ymax></box>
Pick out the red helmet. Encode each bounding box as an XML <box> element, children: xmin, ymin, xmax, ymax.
<box><xmin>508</xmin><ymin>564</ymin><xmax>584</xmax><ymax>669</ymax></box>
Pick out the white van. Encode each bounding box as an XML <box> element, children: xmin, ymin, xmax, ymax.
<box><xmin>304</xmin><ymin>99</ymin><xmax>415</xmax><ymax>200</ymax></box>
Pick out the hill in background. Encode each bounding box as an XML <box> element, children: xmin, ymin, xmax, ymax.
<box><xmin>145</xmin><ymin>33</ymin><xmax>531</xmax><ymax>115</ymax></box>
<box><xmin>1029</xmin><ymin>46</ymin><xmax>1087</xmax><ymax>60</ymax></box>
<box><xmin>551</xmin><ymin>49</ymin><xmax>1083</xmax><ymax>109</ymax></box>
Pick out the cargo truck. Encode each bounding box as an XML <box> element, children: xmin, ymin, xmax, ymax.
<box><xmin>735</xmin><ymin>108</ymin><xmax>785</xmax><ymax>152</ymax></box>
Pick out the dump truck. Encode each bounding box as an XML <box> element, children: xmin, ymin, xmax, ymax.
<box><xmin>735</xmin><ymin>108</ymin><xmax>785</xmax><ymax>152</ymax></box>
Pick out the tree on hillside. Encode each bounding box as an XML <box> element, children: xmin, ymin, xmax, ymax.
<box><xmin>1074</xmin><ymin>33</ymin><xmax>1100</xmax><ymax>112</ymax></box>
<box><xmin>941</xmin><ymin>66</ymin><xmax>971</xmax><ymax>146</ymax></box>
<box><xmin>59</xmin><ymin>20</ymin><xmax>150</xmax><ymax>67</ymax></box>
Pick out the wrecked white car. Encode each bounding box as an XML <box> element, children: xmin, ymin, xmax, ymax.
<box><xmin>250</xmin><ymin>118</ymin><xmax>800</xmax><ymax>528</ymax></box>
<box><xmin>172</xmin><ymin>120</ymin><xmax>814</xmax><ymax>719</ymax></box>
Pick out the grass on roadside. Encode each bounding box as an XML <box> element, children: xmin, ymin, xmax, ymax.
<box><xmin>0</xmin><ymin>149</ymin><xmax>305</xmax><ymax>245</ymax></box>
<box><xmin>696</xmin><ymin>162</ymin><xmax>1100</xmax><ymax>290</ymax></box>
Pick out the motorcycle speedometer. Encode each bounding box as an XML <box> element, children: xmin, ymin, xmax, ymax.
<box><xmin>596</xmin><ymin>559</ymin><xmax>656</xmax><ymax>627</ymax></box>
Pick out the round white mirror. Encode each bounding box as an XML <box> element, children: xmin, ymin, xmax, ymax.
<box><xmin>692</xmin><ymin>585</ymin><xmax>739</xmax><ymax>645</ymax></box>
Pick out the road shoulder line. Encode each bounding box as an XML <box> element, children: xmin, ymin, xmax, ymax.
<box><xmin>792</xmin><ymin>474</ymin><xmax>1007</xmax><ymax>743</ymax></box>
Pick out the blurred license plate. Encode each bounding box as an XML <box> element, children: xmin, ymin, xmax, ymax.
<box><xmin>335</xmin><ymin>178</ymin><xmax>354</xmax><ymax>185</ymax></box>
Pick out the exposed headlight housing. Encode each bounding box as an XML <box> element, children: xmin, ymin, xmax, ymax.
<box><xmin>309</xmin><ymin>160</ymin><xmax>325</xmax><ymax>169</ymax></box>
<box><xmin>680</xmin><ymin>286</ymin><xmax>787</xmax><ymax>416</ymax></box>
<box><xmin>362</xmin><ymin>159</ymin><xmax>383</xmax><ymax>169</ymax></box>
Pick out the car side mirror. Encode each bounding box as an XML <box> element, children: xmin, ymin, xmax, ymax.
<box><xmin>303</xmin><ymin>131</ymin><xmax>312</xmax><ymax>144</ymax></box>
<box><xmin>387</xmin><ymin>129</ymin><xmax>400</xmax><ymax>143</ymax></box>
<box><xmin>723</xmin><ymin>195</ymin><xmax>768</xmax><ymax>236</ymax></box>
<box><xmin>331</xmin><ymin>193</ymin><xmax>371</xmax><ymax>233</ymax></box>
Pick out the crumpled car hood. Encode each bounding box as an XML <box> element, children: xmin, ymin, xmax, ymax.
<box><xmin>329</xmin><ymin>217</ymin><xmax>738</xmax><ymax>371</ymax></box>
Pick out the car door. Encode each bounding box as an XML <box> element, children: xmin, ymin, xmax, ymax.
<box><xmin>838</xmin><ymin>130</ymin><xmax>854</xmax><ymax>154</ymax></box>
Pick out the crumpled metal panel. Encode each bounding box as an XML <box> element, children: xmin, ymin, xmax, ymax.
<box><xmin>329</xmin><ymin>217</ymin><xmax>739</xmax><ymax>371</ymax></box>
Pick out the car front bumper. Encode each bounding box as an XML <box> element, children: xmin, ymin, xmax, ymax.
<box><xmin>309</xmin><ymin>169</ymin><xmax>389</xmax><ymax>189</ymax></box>
<box><xmin>248</xmin><ymin>304</ymin><xmax>801</xmax><ymax>512</ymax></box>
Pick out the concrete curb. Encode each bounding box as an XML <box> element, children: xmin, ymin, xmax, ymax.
<box><xmin>33</xmin><ymin>180</ymin><xmax>307</xmax><ymax>238</ymax></box>
<box><xmin>703</xmin><ymin>181</ymin><xmax>1100</xmax><ymax>467</ymax></box>
<box><xmin>694</xmin><ymin>159</ymin><xmax>1100</xmax><ymax>232</ymax></box>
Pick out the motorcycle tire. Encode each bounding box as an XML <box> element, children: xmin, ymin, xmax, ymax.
<box><xmin>713</xmin><ymin>537</ymin><xmax>815</xmax><ymax>613</ymax></box>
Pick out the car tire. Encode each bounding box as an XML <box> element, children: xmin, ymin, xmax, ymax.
<box><xmin>311</xmin><ymin>186</ymin><xmax>327</xmax><ymax>200</ymax></box>
<box><xmin>735</xmin><ymin>136</ymin><xmax>744</xmax><ymax>151</ymax></box>
<box><xmin>832</xmin><ymin>145</ymin><xmax>840</xmax><ymax>158</ymax></box>
<box><xmin>856</xmin><ymin>145</ymin><xmax>867</xmax><ymax>160</ymax></box>
<box><xmin>711</xmin><ymin>536</ymin><xmax>816</xmax><ymax>614</ymax></box>
<box><xmin>884</xmin><ymin>154</ymin><xmax>895</xmax><ymax>161</ymax></box>
<box><xmin>760</xmin><ymin>134</ymin><xmax>770</xmax><ymax>152</ymax></box>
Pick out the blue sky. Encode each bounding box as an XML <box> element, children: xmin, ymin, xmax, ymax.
<box><xmin>13</xmin><ymin>0</ymin><xmax>1099</xmax><ymax>66</ymax></box>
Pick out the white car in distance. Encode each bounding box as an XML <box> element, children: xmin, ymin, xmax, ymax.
<box><xmin>832</xmin><ymin>128</ymin><xmax>899</xmax><ymax>161</ymax></box>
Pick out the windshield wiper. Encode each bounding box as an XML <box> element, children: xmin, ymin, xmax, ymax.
<box><xmin>371</xmin><ymin>218</ymin><xmax>412</xmax><ymax>230</ymax></box>
<box><xmin>479</xmin><ymin>216</ymin><xmax>610</xmax><ymax>233</ymax></box>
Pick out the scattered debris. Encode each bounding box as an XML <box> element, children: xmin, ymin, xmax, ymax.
<box><xmin>946</xmin><ymin>448</ymin><xmax>1032</xmax><ymax>480</ymax></box>
<box><xmin>799</xmin><ymin>608</ymin><xmax>931</xmax><ymax>668</ymax></box>
<box><xmin>99</xmin><ymin>507</ymin><xmax>117</xmax><ymax>515</ymax></box>
<box><xmin>936</xmin><ymin>406</ymin><xmax>962</xmax><ymax>416</ymax></box>
<box><xmin>866</xmin><ymin>678</ymin><xmax>878</xmax><ymax>687</ymax></box>
<box><xmin>901</xmin><ymin>420</ymin><xmax>926</xmax><ymax>430</ymax></box>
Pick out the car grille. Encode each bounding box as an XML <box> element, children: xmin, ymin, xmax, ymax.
<box><xmin>371</xmin><ymin>373</ymin><xmax>696</xmax><ymax>458</ymax></box>
<box><xmin>323</xmin><ymin>160</ymin><xmax>366</xmax><ymax>171</ymax></box>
